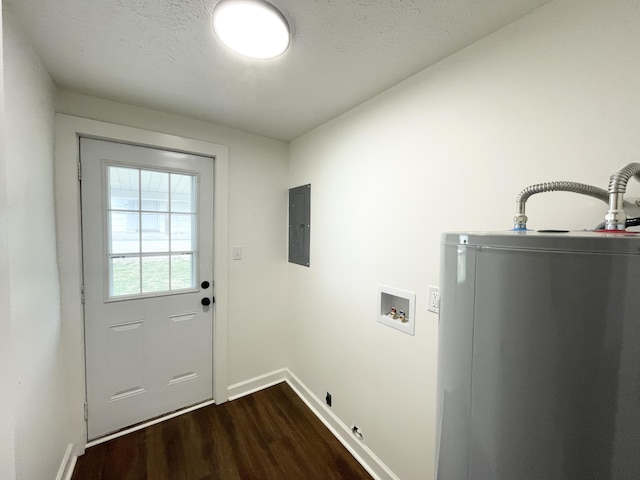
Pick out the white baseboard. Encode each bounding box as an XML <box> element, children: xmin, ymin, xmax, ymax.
<box><xmin>56</xmin><ymin>443</ymin><xmax>78</xmax><ymax>480</ymax></box>
<box><xmin>284</xmin><ymin>370</ymin><xmax>399</xmax><ymax>480</ymax></box>
<box><xmin>226</xmin><ymin>368</ymin><xmax>287</xmax><ymax>400</ymax></box>
<box><xmin>226</xmin><ymin>368</ymin><xmax>398</xmax><ymax>480</ymax></box>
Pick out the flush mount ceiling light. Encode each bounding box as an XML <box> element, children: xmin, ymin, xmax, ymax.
<box><xmin>213</xmin><ymin>0</ymin><xmax>290</xmax><ymax>60</ymax></box>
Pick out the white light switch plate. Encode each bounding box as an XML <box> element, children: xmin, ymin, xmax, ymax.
<box><xmin>232</xmin><ymin>245</ymin><xmax>242</xmax><ymax>260</ymax></box>
<box><xmin>428</xmin><ymin>285</ymin><xmax>440</xmax><ymax>314</ymax></box>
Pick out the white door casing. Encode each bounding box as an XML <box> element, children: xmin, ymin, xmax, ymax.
<box><xmin>81</xmin><ymin>138</ymin><xmax>214</xmax><ymax>439</ymax></box>
<box><xmin>54</xmin><ymin>115</ymin><xmax>229</xmax><ymax>454</ymax></box>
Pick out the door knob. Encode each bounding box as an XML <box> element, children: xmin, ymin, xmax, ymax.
<box><xmin>201</xmin><ymin>297</ymin><xmax>211</xmax><ymax>306</ymax></box>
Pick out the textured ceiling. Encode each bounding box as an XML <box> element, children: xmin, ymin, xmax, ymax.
<box><xmin>6</xmin><ymin>0</ymin><xmax>551</xmax><ymax>141</ymax></box>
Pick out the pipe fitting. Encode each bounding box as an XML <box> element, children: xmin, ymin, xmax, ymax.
<box><xmin>604</xmin><ymin>210</ymin><xmax>626</xmax><ymax>231</ymax></box>
<box><xmin>513</xmin><ymin>213</ymin><xmax>528</xmax><ymax>230</ymax></box>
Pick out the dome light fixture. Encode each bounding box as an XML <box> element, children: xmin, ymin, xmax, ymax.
<box><xmin>213</xmin><ymin>0</ymin><xmax>290</xmax><ymax>60</ymax></box>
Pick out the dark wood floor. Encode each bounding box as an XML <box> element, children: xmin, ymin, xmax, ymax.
<box><xmin>72</xmin><ymin>382</ymin><xmax>373</xmax><ymax>480</ymax></box>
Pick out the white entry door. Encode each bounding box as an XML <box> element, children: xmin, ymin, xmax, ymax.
<box><xmin>80</xmin><ymin>138</ymin><xmax>214</xmax><ymax>440</ymax></box>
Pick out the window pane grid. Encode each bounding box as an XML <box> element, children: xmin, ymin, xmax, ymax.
<box><xmin>107</xmin><ymin>165</ymin><xmax>197</xmax><ymax>298</ymax></box>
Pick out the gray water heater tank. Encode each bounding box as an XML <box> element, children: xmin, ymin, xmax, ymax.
<box><xmin>437</xmin><ymin>231</ymin><xmax>640</xmax><ymax>480</ymax></box>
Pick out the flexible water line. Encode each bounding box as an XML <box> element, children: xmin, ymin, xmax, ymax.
<box><xmin>514</xmin><ymin>181</ymin><xmax>609</xmax><ymax>230</ymax></box>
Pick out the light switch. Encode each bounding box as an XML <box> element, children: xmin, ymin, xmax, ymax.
<box><xmin>232</xmin><ymin>245</ymin><xmax>242</xmax><ymax>260</ymax></box>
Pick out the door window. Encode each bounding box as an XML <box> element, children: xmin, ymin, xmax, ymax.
<box><xmin>107</xmin><ymin>165</ymin><xmax>197</xmax><ymax>298</ymax></box>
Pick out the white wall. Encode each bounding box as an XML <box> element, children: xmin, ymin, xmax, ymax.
<box><xmin>288</xmin><ymin>0</ymin><xmax>640</xmax><ymax>478</ymax></box>
<box><xmin>0</xmin><ymin>2</ymin><xmax>17</xmax><ymax>480</ymax></box>
<box><xmin>3</xmin><ymin>8</ymin><xmax>70</xmax><ymax>479</ymax></box>
<box><xmin>55</xmin><ymin>92</ymin><xmax>289</xmax><ymax>403</ymax></box>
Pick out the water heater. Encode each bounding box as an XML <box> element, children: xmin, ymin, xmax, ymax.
<box><xmin>437</xmin><ymin>231</ymin><xmax>640</xmax><ymax>480</ymax></box>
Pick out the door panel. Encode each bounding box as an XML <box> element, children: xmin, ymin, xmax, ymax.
<box><xmin>80</xmin><ymin>138</ymin><xmax>214</xmax><ymax>440</ymax></box>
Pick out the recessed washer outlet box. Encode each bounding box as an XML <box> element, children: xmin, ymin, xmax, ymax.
<box><xmin>377</xmin><ymin>285</ymin><xmax>416</xmax><ymax>335</ymax></box>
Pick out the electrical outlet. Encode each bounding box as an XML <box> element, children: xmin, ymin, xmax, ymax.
<box><xmin>325</xmin><ymin>392</ymin><xmax>332</xmax><ymax>407</ymax></box>
<box><xmin>428</xmin><ymin>285</ymin><xmax>440</xmax><ymax>314</ymax></box>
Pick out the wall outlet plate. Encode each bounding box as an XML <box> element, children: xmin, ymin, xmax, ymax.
<box><xmin>428</xmin><ymin>285</ymin><xmax>440</xmax><ymax>314</ymax></box>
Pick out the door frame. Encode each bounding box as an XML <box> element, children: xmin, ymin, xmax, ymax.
<box><xmin>54</xmin><ymin>114</ymin><xmax>229</xmax><ymax>451</ymax></box>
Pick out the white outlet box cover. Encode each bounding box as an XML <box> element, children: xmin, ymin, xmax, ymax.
<box><xmin>377</xmin><ymin>285</ymin><xmax>416</xmax><ymax>335</ymax></box>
